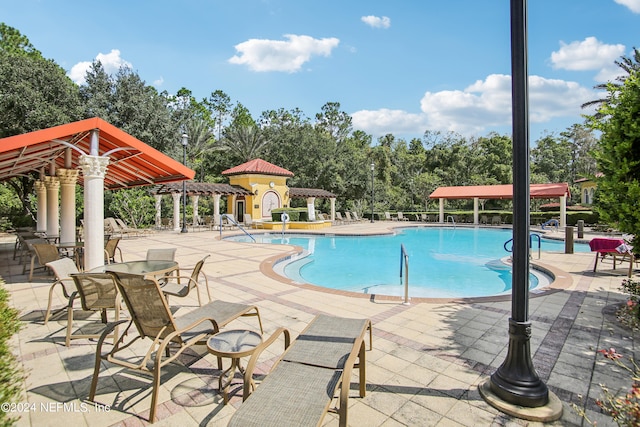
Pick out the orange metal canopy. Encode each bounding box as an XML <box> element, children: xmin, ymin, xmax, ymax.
<box><xmin>429</xmin><ymin>183</ymin><xmax>570</xmax><ymax>200</ymax></box>
<box><xmin>0</xmin><ymin>117</ymin><xmax>195</xmax><ymax>189</ymax></box>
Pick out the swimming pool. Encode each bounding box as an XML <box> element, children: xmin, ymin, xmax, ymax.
<box><xmin>227</xmin><ymin>227</ymin><xmax>589</xmax><ymax>299</ymax></box>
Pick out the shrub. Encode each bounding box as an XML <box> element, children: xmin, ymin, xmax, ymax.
<box><xmin>0</xmin><ymin>278</ymin><xmax>23</xmax><ymax>427</ymax></box>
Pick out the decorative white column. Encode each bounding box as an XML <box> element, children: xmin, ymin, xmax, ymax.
<box><xmin>213</xmin><ymin>194</ymin><xmax>221</xmax><ymax>220</ymax></box>
<box><xmin>559</xmin><ymin>194</ymin><xmax>567</xmax><ymax>228</ymax></box>
<box><xmin>44</xmin><ymin>176</ymin><xmax>60</xmax><ymax>238</ymax></box>
<box><xmin>439</xmin><ymin>198</ymin><xmax>445</xmax><ymax>223</ymax></box>
<box><xmin>79</xmin><ymin>155</ymin><xmax>109</xmax><ymax>271</ymax></box>
<box><xmin>330</xmin><ymin>198</ymin><xmax>336</xmax><ymax>222</ymax></box>
<box><xmin>307</xmin><ymin>197</ymin><xmax>316</xmax><ymax>221</ymax></box>
<box><xmin>172</xmin><ymin>193</ymin><xmax>181</xmax><ymax>232</ymax></box>
<box><xmin>57</xmin><ymin>169</ymin><xmax>79</xmax><ymax>244</ymax></box>
<box><xmin>154</xmin><ymin>194</ymin><xmax>162</xmax><ymax>229</ymax></box>
<box><xmin>192</xmin><ymin>195</ymin><xmax>200</xmax><ymax>223</ymax></box>
<box><xmin>35</xmin><ymin>180</ymin><xmax>47</xmax><ymax>233</ymax></box>
<box><xmin>473</xmin><ymin>197</ymin><xmax>479</xmax><ymax>225</ymax></box>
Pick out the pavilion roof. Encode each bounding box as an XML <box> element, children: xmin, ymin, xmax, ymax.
<box><xmin>0</xmin><ymin>117</ymin><xmax>194</xmax><ymax>189</ymax></box>
<box><xmin>153</xmin><ymin>182</ymin><xmax>252</xmax><ymax>196</ymax></box>
<box><xmin>429</xmin><ymin>183</ymin><xmax>570</xmax><ymax>200</ymax></box>
<box><xmin>289</xmin><ymin>187</ymin><xmax>337</xmax><ymax>198</ymax></box>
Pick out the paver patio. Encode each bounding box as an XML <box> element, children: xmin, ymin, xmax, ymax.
<box><xmin>1</xmin><ymin>222</ymin><xmax>635</xmax><ymax>426</ymax></box>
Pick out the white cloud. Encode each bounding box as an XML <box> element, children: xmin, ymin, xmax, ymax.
<box><xmin>68</xmin><ymin>49</ymin><xmax>132</xmax><ymax>85</ymax></box>
<box><xmin>361</xmin><ymin>15</ymin><xmax>391</xmax><ymax>29</ymax></box>
<box><xmin>615</xmin><ymin>0</ymin><xmax>640</xmax><ymax>13</ymax></box>
<box><xmin>352</xmin><ymin>109</ymin><xmax>427</xmax><ymax>136</ymax></box>
<box><xmin>228</xmin><ymin>34</ymin><xmax>339</xmax><ymax>72</ymax></box>
<box><xmin>153</xmin><ymin>77</ymin><xmax>164</xmax><ymax>87</ymax></box>
<box><xmin>352</xmin><ymin>74</ymin><xmax>596</xmax><ymax>137</ymax></box>
<box><xmin>550</xmin><ymin>37</ymin><xmax>625</xmax><ymax>82</ymax></box>
<box><xmin>550</xmin><ymin>37</ymin><xmax>624</xmax><ymax>71</ymax></box>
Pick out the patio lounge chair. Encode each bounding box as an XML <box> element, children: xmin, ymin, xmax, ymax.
<box><xmin>160</xmin><ymin>255</ymin><xmax>212</xmax><ymax>306</ymax></box>
<box><xmin>89</xmin><ymin>272</ymin><xmax>263</xmax><ymax>423</ymax></box>
<box><xmin>26</xmin><ymin>242</ymin><xmax>61</xmax><ymax>281</ymax></box>
<box><xmin>66</xmin><ymin>272</ymin><xmax>121</xmax><ymax>347</ymax></box>
<box><xmin>384</xmin><ymin>212</ymin><xmax>397</xmax><ymax>221</ymax></box>
<box><xmin>43</xmin><ymin>257</ymin><xmax>79</xmax><ymax>324</ymax></box>
<box><xmin>103</xmin><ymin>237</ymin><xmax>123</xmax><ymax>264</ymax></box>
<box><xmin>228</xmin><ymin>314</ymin><xmax>372</xmax><ymax>427</ymax></box>
<box><xmin>397</xmin><ymin>212</ymin><xmax>410</xmax><ymax>221</ymax></box>
<box><xmin>244</xmin><ymin>213</ymin><xmax>264</xmax><ymax>229</ymax></box>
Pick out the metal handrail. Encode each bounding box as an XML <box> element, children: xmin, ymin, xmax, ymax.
<box><xmin>400</xmin><ymin>244</ymin><xmax>410</xmax><ymax>305</ymax></box>
<box><xmin>446</xmin><ymin>215</ymin><xmax>456</xmax><ymax>227</ymax></box>
<box><xmin>219</xmin><ymin>214</ymin><xmax>256</xmax><ymax>242</ymax></box>
<box><xmin>503</xmin><ymin>233</ymin><xmax>541</xmax><ymax>259</ymax></box>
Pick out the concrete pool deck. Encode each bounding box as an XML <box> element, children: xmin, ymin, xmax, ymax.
<box><xmin>1</xmin><ymin>222</ymin><xmax>637</xmax><ymax>426</ymax></box>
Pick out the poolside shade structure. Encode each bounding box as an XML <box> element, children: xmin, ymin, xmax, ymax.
<box><xmin>0</xmin><ymin>117</ymin><xmax>195</xmax><ymax>271</ymax></box>
<box><xmin>480</xmin><ymin>0</ymin><xmax>556</xmax><ymax>418</ymax></box>
<box><xmin>429</xmin><ymin>183</ymin><xmax>570</xmax><ymax>226</ymax></box>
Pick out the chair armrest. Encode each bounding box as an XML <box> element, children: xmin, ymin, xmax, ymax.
<box><xmin>242</xmin><ymin>327</ymin><xmax>291</xmax><ymax>401</ymax></box>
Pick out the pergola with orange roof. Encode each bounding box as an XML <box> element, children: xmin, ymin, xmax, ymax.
<box><xmin>0</xmin><ymin>117</ymin><xmax>194</xmax><ymax>270</ymax></box>
<box><xmin>429</xmin><ymin>183</ymin><xmax>571</xmax><ymax>226</ymax></box>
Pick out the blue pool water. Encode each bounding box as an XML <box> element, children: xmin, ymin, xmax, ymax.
<box><xmin>227</xmin><ymin>227</ymin><xmax>589</xmax><ymax>298</ymax></box>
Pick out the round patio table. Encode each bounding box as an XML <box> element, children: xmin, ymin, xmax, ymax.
<box><xmin>94</xmin><ymin>260</ymin><xmax>179</xmax><ymax>277</ymax></box>
<box><xmin>207</xmin><ymin>329</ymin><xmax>263</xmax><ymax>404</ymax></box>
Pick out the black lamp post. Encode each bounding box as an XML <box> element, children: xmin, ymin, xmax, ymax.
<box><xmin>181</xmin><ymin>133</ymin><xmax>188</xmax><ymax>233</ymax></box>
<box><xmin>370</xmin><ymin>162</ymin><xmax>375</xmax><ymax>223</ymax></box>
<box><xmin>488</xmin><ymin>0</ymin><xmax>548</xmax><ymax>408</ymax></box>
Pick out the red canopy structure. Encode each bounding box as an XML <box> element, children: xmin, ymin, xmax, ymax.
<box><xmin>429</xmin><ymin>183</ymin><xmax>570</xmax><ymax>200</ymax></box>
<box><xmin>429</xmin><ymin>183</ymin><xmax>571</xmax><ymax>226</ymax></box>
<box><xmin>0</xmin><ymin>117</ymin><xmax>194</xmax><ymax>189</ymax></box>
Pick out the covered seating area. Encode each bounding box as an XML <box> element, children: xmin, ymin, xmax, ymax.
<box><xmin>429</xmin><ymin>183</ymin><xmax>571</xmax><ymax>227</ymax></box>
<box><xmin>0</xmin><ymin>117</ymin><xmax>194</xmax><ymax>272</ymax></box>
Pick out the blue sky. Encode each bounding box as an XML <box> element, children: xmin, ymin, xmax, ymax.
<box><xmin>2</xmin><ymin>0</ymin><xmax>640</xmax><ymax>143</ymax></box>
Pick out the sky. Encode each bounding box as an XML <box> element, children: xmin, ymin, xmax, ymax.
<box><xmin>2</xmin><ymin>0</ymin><xmax>640</xmax><ymax>144</ymax></box>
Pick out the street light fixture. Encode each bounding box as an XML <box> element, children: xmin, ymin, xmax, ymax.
<box><xmin>370</xmin><ymin>162</ymin><xmax>375</xmax><ymax>223</ymax></box>
<box><xmin>181</xmin><ymin>133</ymin><xmax>188</xmax><ymax>233</ymax></box>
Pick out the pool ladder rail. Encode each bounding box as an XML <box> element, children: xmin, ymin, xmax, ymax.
<box><xmin>446</xmin><ymin>215</ymin><xmax>457</xmax><ymax>227</ymax></box>
<box><xmin>399</xmin><ymin>244</ymin><xmax>410</xmax><ymax>305</ymax></box>
<box><xmin>503</xmin><ymin>233</ymin><xmax>541</xmax><ymax>259</ymax></box>
<box><xmin>219</xmin><ymin>214</ymin><xmax>256</xmax><ymax>242</ymax></box>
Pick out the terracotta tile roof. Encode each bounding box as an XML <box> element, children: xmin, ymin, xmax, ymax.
<box><xmin>222</xmin><ymin>158</ymin><xmax>294</xmax><ymax>177</ymax></box>
<box><xmin>429</xmin><ymin>183</ymin><xmax>570</xmax><ymax>199</ymax></box>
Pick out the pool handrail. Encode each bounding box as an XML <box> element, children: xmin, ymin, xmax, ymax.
<box><xmin>503</xmin><ymin>233</ymin><xmax>541</xmax><ymax>259</ymax></box>
<box><xmin>220</xmin><ymin>214</ymin><xmax>256</xmax><ymax>242</ymax></box>
<box><xmin>400</xmin><ymin>244</ymin><xmax>410</xmax><ymax>305</ymax></box>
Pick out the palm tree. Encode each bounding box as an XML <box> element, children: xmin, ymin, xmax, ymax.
<box><xmin>582</xmin><ymin>47</ymin><xmax>640</xmax><ymax>111</ymax></box>
<box><xmin>220</xmin><ymin>124</ymin><xmax>271</xmax><ymax>162</ymax></box>
<box><xmin>184</xmin><ymin>118</ymin><xmax>215</xmax><ymax>180</ymax></box>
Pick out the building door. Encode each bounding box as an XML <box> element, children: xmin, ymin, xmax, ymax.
<box><xmin>236</xmin><ymin>200</ymin><xmax>245</xmax><ymax>222</ymax></box>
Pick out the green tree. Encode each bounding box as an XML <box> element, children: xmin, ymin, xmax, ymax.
<box><xmin>582</xmin><ymin>47</ymin><xmax>640</xmax><ymax>112</ymax></box>
<box><xmin>80</xmin><ymin>62</ymin><xmax>178</xmax><ymax>153</ymax></box>
<box><xmin>589</xmin><ymin>71</ymin><xmax>640</xmax><ymax>248</ymax></box>
<box><xmin>0</xmin><ymin>24</ymin><xmax>83</xmax><ymax>221</ymax></box>
<box><xmin>107</xmin><ymin>188</ymin><xmax>156</xmax><ymax>228</ymax></box>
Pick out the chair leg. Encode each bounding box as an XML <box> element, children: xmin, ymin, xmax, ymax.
<box><xmin>66</xmin><ymin>303</ymin><xmax>74</xmax><ymax>347</ymax></box>
<box><xmin>44</xmin><ymin>282</ymin><xmax>70</xmax><ymax>324</ymax></box>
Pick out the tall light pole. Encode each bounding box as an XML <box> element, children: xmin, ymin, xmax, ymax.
<box><xmin>181</xmin><ymin>133</ymin><xmax>188</xmax><ymax>233</ymax></box>
<box><xmin>370</xmin><ymin>162</ymin><xmax>375</xmax><ymax>223</ymax></box>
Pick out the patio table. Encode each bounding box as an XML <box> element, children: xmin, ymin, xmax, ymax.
<box><xmin>92</xmin><ymin>260</ymin><xmax>179</xmax><ymax>277</ymax></box>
